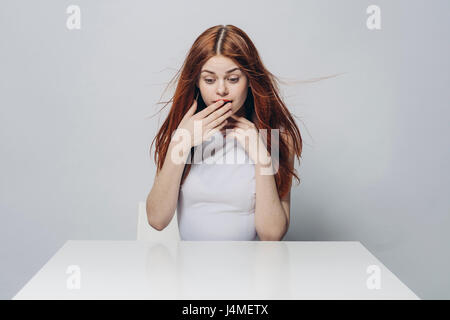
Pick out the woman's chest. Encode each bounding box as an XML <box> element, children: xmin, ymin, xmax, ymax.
<box><xmin>180</xmin><ymin>163</ymin><xmax>256</xmax><ymax>212</ymax></box>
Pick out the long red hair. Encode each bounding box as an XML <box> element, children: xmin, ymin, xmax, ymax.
<box><xmin>150</xmin><ymin>25</ymin><xmax>303</xmax><ymax>199</ymax></box>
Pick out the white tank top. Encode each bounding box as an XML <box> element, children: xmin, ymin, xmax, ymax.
<box><xmin>177</xmin><ymin>130</ymin><xmax>259</xmax><ymax>241</ymax></box>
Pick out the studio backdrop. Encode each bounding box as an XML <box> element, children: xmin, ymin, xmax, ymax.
<box><xmin>0</xmin><ymin>0</ymin><xmax>449</xmax><ymax>299</ymax></box>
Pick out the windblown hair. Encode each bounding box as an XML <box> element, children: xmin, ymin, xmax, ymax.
<box><xmin>150</xmin><ymin>25</ymin><xmax>303</xmax><ymax>199</ymax></box>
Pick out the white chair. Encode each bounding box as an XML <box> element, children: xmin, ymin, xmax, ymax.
<box><xmin>136</xmin><ymin>201</ymin><xmax>181</xmax><ymax>241</ymax></box>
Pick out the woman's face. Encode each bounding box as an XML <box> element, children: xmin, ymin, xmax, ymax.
<box><xmin>197</xmin><ymin>55</ymin><xmax>249</xmax><ymax>115</ymax></box>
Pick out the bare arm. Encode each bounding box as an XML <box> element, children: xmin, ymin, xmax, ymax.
<box><xmin>146</xmin><ymin>98</ymin><xmax>232</xmax><ymax>231</ymax></box>
<box><xmin>146</xmin><ymin>139</ymin><xmax>191</xmax><ymax>231</ymax></box>
<box><xmin>254</xmin><ymin>132</ymin><xmax>294</xmax><ymax>241</ymax></box>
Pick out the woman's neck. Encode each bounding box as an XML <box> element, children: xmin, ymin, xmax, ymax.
<box><xmin>234</xmin><ymin>106</ymin><xmax>246</xmax><ymax>118</ymax></box>
<box><xmin>235</xmin><ymin>107</ymin><xmax>256</xmax><ymax>122</ymax></box>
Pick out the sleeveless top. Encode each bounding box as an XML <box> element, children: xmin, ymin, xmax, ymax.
<box><xmin>177</xmin><ymin>130</ymin><xmax>259</xmax><ymax>241</ymax></box>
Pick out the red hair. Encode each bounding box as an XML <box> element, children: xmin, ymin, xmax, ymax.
<box><xmin>150</xmin><ymin>25</ymin><xmax>303</xmax><ymax>199</ymax></box>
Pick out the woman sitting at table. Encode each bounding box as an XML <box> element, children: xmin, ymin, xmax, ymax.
<box><xmin>146</xmin><ymin>25</ymin><xmax>303</xmax><ymax>241</ymax></box>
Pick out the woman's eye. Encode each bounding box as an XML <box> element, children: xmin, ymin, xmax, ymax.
<box><xmin>204</xmin><ymin>77</ymin><xmax>239</xmax><ymax>84</ymax></box>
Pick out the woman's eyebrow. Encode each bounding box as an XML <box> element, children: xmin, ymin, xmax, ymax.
<box><xmin>201</xmin><ymin>67</ymin><xmax>240</xmax><ymax>74</ymax></box>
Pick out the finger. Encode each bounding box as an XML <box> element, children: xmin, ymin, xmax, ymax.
<box><xmin>226</xmin><ymin>130</ymin><xmax>242</xmax><ymax>141</ymax></box>
<box><xmin>233</xmin><ymin>128</ymin><xmax>250</xmax><ymax>141</ymax></box>
<box><xmin>189</xmin><ymin>99</ymin><xmax>198</xmax><ymax>114</ymax></box>
<box><xmin>188</xmin><ymin>99</ymin><xmax>198</xmax><ymax>116</ymax></box>
<box><xmin>205</xmin><ymin>120</ymin><xmax>228</xmax><ymax>139</ymax></box>
<box><xmin>182</xmin><ymin>99</ymin><xmax>198</xmax><ymax>121</ymax></box>
<box><xmin>204</xmin><ymin>102</ymin><xmax>232</xmax><ymax>125</ymax></box>
<box><xmin>194</xmin><ymin>99</ymin><xmax>226</xmax><ymax>119</ymax></box>
<box><xmin>229</xmin><ymin>114</ymin><xmax>246</xmax><ymax>122</ymax></box>
<box><xmin>230</xmin><ymin>114</ymin><xmax>254</xmax><ymax>126</ymax></box>
<box><xmin>229</xmin><ymin>121</ymin><xmax>249</xmax><ymax>130</ymax></box>
<box><xmin>205</xmin><ymin>106</ymin><xmax>234</xmax><ymax>129</ymax></box>
<box><xmin>229</xmin><ymin>114</ymin><xmax>241</xmax><ymax>121</ymax></box>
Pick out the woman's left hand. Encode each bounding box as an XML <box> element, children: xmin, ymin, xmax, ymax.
<box><xmin>226</xmin><ymin>115</ymin><xmax>272</xmax><ymax>166</ymax></box>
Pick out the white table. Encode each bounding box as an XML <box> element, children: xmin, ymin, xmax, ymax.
<box><xmin>13</xmin><ymin>240</ymin><xmax>419</xmax><ymax>300</ymax></box>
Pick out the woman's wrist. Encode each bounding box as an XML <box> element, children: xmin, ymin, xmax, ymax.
<box><xmin>168</xmin><ymin>137</ymin><xmax>192</xmax><ymax>165</ymax></box>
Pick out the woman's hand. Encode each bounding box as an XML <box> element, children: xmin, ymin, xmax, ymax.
<box><xmin>173</xmin><ymin>99</ymin><xmax>234</xmax><ymax>150</ymax></box>
<box><xmin>226</xmin><ymin>114</ymin><xmax>272</xmax><ymax>166</ymax></box>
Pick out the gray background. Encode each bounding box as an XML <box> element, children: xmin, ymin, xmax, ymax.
<box><xmin>1</xmin><ymin>0</ymin><xmax>449</xmax><ymax>299</ymax></box>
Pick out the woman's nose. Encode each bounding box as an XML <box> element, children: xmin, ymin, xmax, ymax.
<box><xmin>216</xmin><ymin>80</ymin><xmax>228</xmax><ymax>95</ymax></box>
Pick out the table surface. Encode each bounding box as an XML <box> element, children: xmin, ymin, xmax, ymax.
<box><xmin>13</xmin><ymin>240</ymin><xmax>419</xmax><ymax>300</ymax></box>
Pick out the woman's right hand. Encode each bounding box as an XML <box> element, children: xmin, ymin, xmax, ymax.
<box><xmin>174</xmin><ymin>99</ymin><xmax>234</xmax><ymax>149</ymax></box>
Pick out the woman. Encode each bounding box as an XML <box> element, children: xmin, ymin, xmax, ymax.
<box><xmin>146</xmin><ymin>25</ymin><xmax>302</xmax><ymax>241</ymax></box>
